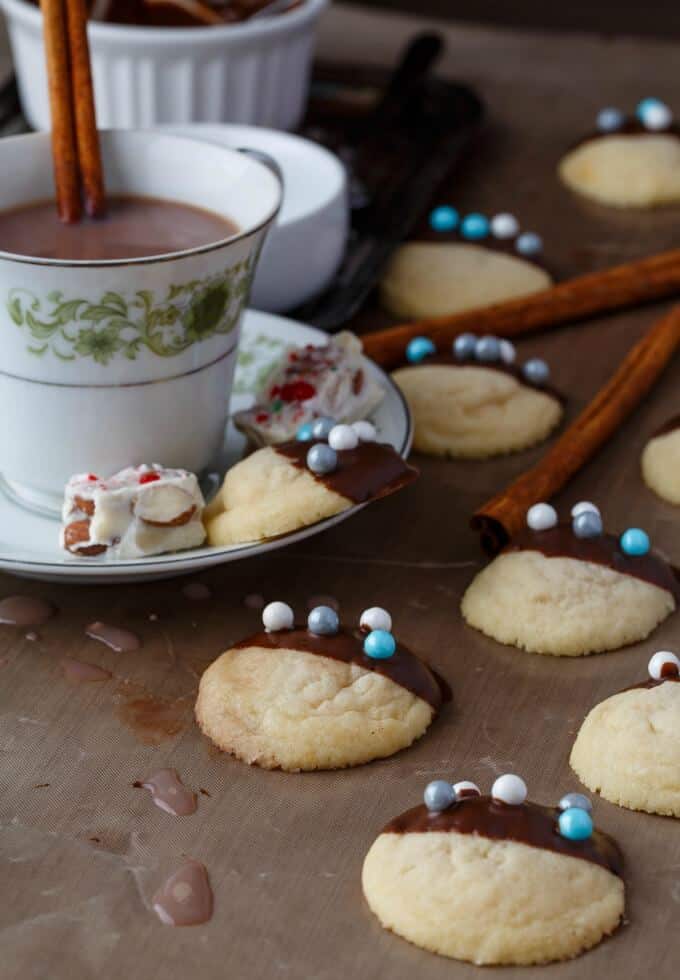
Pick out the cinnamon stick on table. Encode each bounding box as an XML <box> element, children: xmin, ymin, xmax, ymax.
<box><xmin>472</xmin><ymin>305</ymin><xmax>680</xmax><ymax>555</ymax></box>
<box><xmin>40</xmin><ymin>0</ymin><xmax>106</xmax><ymax>222</ymax></box>
<box><xmin>362</xmin><ymin>249</ymin><xmax>680</xmax><ymax>370</ymax></box>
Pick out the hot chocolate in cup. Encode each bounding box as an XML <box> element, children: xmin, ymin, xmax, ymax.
<box><xmin>0</xmin><ymin>129</ymin><xmax>281</xmax><ymax>513</ymax></box>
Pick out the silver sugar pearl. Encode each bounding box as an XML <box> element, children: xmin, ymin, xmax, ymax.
<box><xmin>572</xmin><ymin>510</ymin><xmax>603</xmax><ymax>538</ymax></box>
<box><xmin>311</xmin><ymin>417</ymin><xmax>336</xmax><ymax>440</ymax></box>
<box><xmin>453</xmin><ymin>333</ymin><xmax>477</xmax><ymax>360</ymax></box>
<box><xmin>558</xmin><ymin>792</ymin><xmax>592</xmax><ymax>813</ymax></box>
<box><xmin>306</xmin><ymin>443</ymin><xmax>338</xmax><ymax>475</ymax></box>
<box><xmin>307</xmin><ymin>605</ymin><xmax>340</xmax><ymax>635</ymax></box>
<box><xmin>474</xmin><ymin>336</ymin><xmax>502</xmax><ymax>362</ymax></box>
<box><xmin>424</xmin><ymin>780</ymin><xmax>457</xmax><ymax>813</ymax></box>
<box><xmin>522</xmin><ymin>358</ymin><xmax>550</xmax><ymax>386</ymax></box>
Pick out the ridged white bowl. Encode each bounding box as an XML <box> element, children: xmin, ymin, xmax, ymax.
<box><xmin>0</xmin><ymin>0</ymin><xmax>328</xmax><ymax>130</ymax></box>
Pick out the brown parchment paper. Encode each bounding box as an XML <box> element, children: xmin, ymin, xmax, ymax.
<box><xmin>1</xmin><ymin>6</ymin><xmax>680</xmax><ymax>979</ymax></box>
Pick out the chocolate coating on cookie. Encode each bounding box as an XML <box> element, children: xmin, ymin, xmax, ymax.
<box><xmin>651</xmin><ymin>413</ymin><xmax>680</xmax><ymax>439</ymax></box>
<box><xmin>383</xmin><ymin>795</ymin><xmax>623</xmax><ymax>877</ymax></box>
<box><xmin>504</xmin><ymin>524</ymin><xmax>680</xmax><ymax>600</ymax></box>
<box><xmin>274</xmin><ymin>440</ymin><xmax>417</xmax><ymax>504</ymax></box>
<box><xmin>234</xmin><ymin>626</ymin><xmax>444</xmax><ymax>710</ymax></box>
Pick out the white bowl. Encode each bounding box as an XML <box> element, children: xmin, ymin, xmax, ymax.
<box><xmin>0</xmin><ymin>129</ymin><xmax>281</xmax><ymax>509</ymax></box>
<box><xmin>0</xmin><ymin>0</ymin><xmax>328</xmax><ymax>130</ymax></box>
<box><xmin>164</xmin><ymin>123</ymin><xmax>348</xmax><ymax>312</ymax></box>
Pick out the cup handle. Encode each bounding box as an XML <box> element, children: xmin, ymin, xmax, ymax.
<box><xmin>236</xmin><ymin>147</ymin><xmax>284</xmax><ymax>194</ymax></box>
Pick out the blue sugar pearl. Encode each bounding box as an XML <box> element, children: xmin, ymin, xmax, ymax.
<box><xmin>453</xmin><ymin>332</ymin><xmax>477</xmax><ymax>360</ymax></box>
<box><xmin>460</xmin><ymin>213</ymin><xmax>489</xmax><ymax>241</ymax></box>
<box><xmin>307</xmin><ymin>605</ymin><xmax>339</xmax><ymax>636</ymax></box>
<box><xmin>516</xmin><ymin>232</ymin><xmax>543</xmax><ymax>257</ymax></box>
<box><xmin>522</xmin><ymin>358</ymin><xmax>550</xmax><ymax>386</ymax></box>
<box><xmin>363</xmin><ymin>629</ymin><xmax>396</xmax><ymax>660</ymax></box>
<box><xmin>559</xmin><ymin>793</ymin><xmax>592</xmax><ymax>814</ymax></box>
<box><xmin>429</xmin><ymin>205</ymin><xmax>459</xmax><ymax>232</ymax></box>
<box><xmin>620</xmin><ymin>528</ymin><xmax>650</xmax><ymax>556</ymax></box>
<box><xmin>597</xmin><ymin>107</ymin><xmax>624</xmax><ymax>132</ymax></box>
<box><xmin>474</xmin><ymin>335</ymin><xmax>501</xmax><ymax>362</ymax></box>
<box><xmin>636</xmin><ymin>97</ymin><xmax>665</xmax><ymax>122</ymax></box>
<box><xmin>296</xmin><ymin>422</ymin><xmax>314</xmax><ymax>442</ymax></box>
<box><xmin>311</xmin><ymin>416</ymin><xmax>336</xmax><ymax>440</ymax></box>
<box><xmin>306</xmin><ymin>443</ymin><xmax>337</xmax><ymax>475</ymax></box>
<box><xmin>424</xmin><ymin>780</ymin><xmax>457</xmax><ymax>813</ymax></box>
<box><xmin>572</xmin><ymin>510</ymin><xmax>603</xmax><ymax>539</ymax></box>
<box><xmin>406</xmin><ymin>336</ymin><xmax>436</xmax><ymax>364</ymax></box>
<box><xmin>558</xmin><ymin>807</ymin><xmax>593</xmax><ymax>841</ymax></box>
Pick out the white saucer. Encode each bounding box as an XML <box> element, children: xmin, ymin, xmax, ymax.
<box><xmin>161</xmin><ymin>124</ymin><xmax>349</xmax><ymax>313</ymax></box>
<box><xmin>0</xmin><ymin>310</ymin><xmax>411</xmax><ymax>584</ymax></box>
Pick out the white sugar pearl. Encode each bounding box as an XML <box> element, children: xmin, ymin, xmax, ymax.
<box><xmin>328</xmin><ymin>424</ymin><xmax>359</xmax><ymax>451</ymax></box>
<box><xmin>352</xmin><ymin>420</ymin><xmax>377</xmax><ymax>442</ymax></box>
<box><xmin>527</xmin><ymin>502</ymin><xmax>558</xmax><ymax>531</ymax></box>
<box><xmin>643</xmin><ymin>103</ymin><xmax>672</xmax><ymax>131</ymax></box>
<box><xmin>571</xmin><ymin>501</ymin><xmax>600</xmax><ymax>519</ymax></box>
<box><xmin>262</xmin><ymin>601</ymin><xmax>294</xmax><ymax>632</ymax></box>
<box><xmin>360</xmin><ymin>607</ymin><xmax>392</xmax><ymax>633</ymax></box>
<box><xmin>492</xmin><ymin>774</ymin><xmax>527</xmax><ymax>806</ymax></box>
<box><xmin>648</xmin><ymin>650</ymin><xmax>680</xmax><ymax>680</ymax></box>
<box><xmin>491</xmin><ymin>213</ymin><xmax>519</xmax><ymax>239</ymax></box>
<box><xmin>499</xmin><ymin>339</ymin><xmax>516</xmax><ymax>364</ymax></box>
<box><xmin>453</xmin><ymin>780</ymin><xmax>481</xmax><ymax>799</ymax></box>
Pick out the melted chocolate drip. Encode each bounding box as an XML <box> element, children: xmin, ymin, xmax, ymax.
<box><xmin>60</xmin><ymin>657</ymin><xmax>112</xmax><ymax>684</ymax></box>
<box><xmin>401</xmin><ymin>352</ymin><xmax>565</xmax><ymax>403</ymax></box>
<box><xmin>623</xmin><ymin>664</ymin><xmax>680</xmax><ymax>692</ymax></box>
<box><xmin>152</xmin><ymin>859</ymin><xmax>213</xmax><ymax>926</ymax></box>
<box><xmin>274</xmin><ymin>441</ymin><xmax>418</xmax><ymax>505</ymax></box>
<box><xmin>0</xmin><ymin>596</ymin><xmax>55</xmax><ymax>627</ymax></box>
<box><xmin>234</xmin><ymin>627</ymin><xmax>445</xmax><ymax>710</ymax></box>
<box><xmin>383</xmin><ymin>796</ymin><xmax>623</xmax><ymax>877</ymax></box>
<box><xmin>572</xmin><ymin>118</ymin><xmax>680</xmax><ymax>152</ymax></box>
<box><xmin>504</xmin><ymin>524</ymin><xmax>680</xmax><ymax>600</ymax></box>
<box><xmin>136</xmin><ymin>768</ymin><xmax>197</xmax><ymax>816</ymax></box>
<box><xmin>651</xmin><ymin>413</ymin><xmax>680</xmax><ymax>439</ymax></box>
<box><xmin>86</xmin><ymin>622</ymin><xmax>141</xmax><ymax>653</ymax></box>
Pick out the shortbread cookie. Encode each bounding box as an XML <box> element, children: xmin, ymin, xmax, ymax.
<box><xmin>462</xmin><ymin>502</ymin><xmax>678</xmax><ymax>656</ymax></box>
<box><xmin>559</xmin><ymin>100</ymin><xmax>680</xmax><ymax>207</ymax></box>
<box><xmin>571</xmin><ymin>651</ymin><xmax>680</xmax><ymax>816</ymax></box>
<box><xmin>61</xmin><ymin>465</ymin><xmax>205</xmax><ymax>559</ymax></box>
<box><xmin>205</xmin><ymin>422</ymin><xmax>416</xmax><ymax>546</ymax></box>
<box><xmin>392</xmin><ymin>334</ymin><xmax>562</xmax><ymax>458</ymax></box>
<box><xmin>362</xmin><ymin>774</ymin><xmax>624</xmax><ymax>965</ymax></box>
<box><xmin>641</xmin><ymin>415</ymin><xmax>680</xmax><ymax>505</ymax></box>
<box><xmin>233</xmin><ymin>331</ymin><xmax>384</xmax><ymax>447</ymax></box>
<box><xmin>195</xmin><ymin>603</ymin><xmax>445</xmax><ymax>770</ymax></box>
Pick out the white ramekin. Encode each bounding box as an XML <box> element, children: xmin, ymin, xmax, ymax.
<box><xmin>0</xmin><ymin>0</ymin><xmax>328</xmax><ymax>130</ymax></box>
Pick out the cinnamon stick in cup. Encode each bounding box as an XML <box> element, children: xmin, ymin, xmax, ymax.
<box><xmin>40</xmin><ymin>0</ymin><xmax>106</xmax><ymax>222</ymax></box>
<box><xmin>472</xmin><ymin>305</ymin><xmax>680</xmax><ymax>555</ymax></box>
<box><xmin>362</xmin><ymin>249</ymin><xmax>680</xmax><ymax>370</ymax></box>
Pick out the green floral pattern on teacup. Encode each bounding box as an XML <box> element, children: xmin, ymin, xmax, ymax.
<box><xmin>6</xmin><ymin>261</ymin><xmax>254</xmax><ymax>364</ymax></box>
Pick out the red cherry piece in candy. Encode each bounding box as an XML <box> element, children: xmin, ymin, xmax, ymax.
<box><xmin>87</xmin><ymin>474</ymin><xmax>98</xmax><ymax>481</ymax></box>
<box><xmin>255</xmin><ymin>412</ymin><xmax>269</xmax><ymax>424</ymax></box>
<box><xmin>139</xmin><ymin>472</ymin><xmax>161</xmax><ymax>485</ymax></box>
<box><xmin>280</xmin><ymin>381</ymin><xmax>316</xmax><ymax>402</ymax></box>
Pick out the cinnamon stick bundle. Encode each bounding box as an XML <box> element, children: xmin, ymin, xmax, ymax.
<box><xmin>472</xmin><ymin>305</ymin><xmax>680</xmax><ymax>555</ymax></box>
<box><xmin>362</xmin><ymin>249</ymin><xmax>680</xmax><ymax>370</ymax></box>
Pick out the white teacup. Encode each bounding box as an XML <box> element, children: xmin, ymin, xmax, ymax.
<box><xmin>0</xmin><ymin>130</ymin><xmax>281</xmax><ymax>512</ymax></box>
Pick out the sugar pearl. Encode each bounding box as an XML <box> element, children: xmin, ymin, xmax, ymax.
<box><xmin>522</xmin><ymin>357</ymin><xmax>550</xmax><ymax>386</ymax></box>
<box><xmin>352</xmin><ymin>420</ymin><xmax>377</xmax><ymax>442</ymax></box>
<box><xmin>571</xmin><ymin>501</ymin><xmax>600</xmax><ymax>519</ymax></box>
<box><xmin>572</xmin><ymin>510</ymin><xmax>603</xmax><ymax>539</ymax></box>
<box><xmin>492</xmin><ymin>774</ymin><xmax>527</xmax><ymax>806</ymax></box>
<box><xmin>262</xmin><ymin>601</ymin><xmax>294</xmax><ymax>632</ymax></box>
<box><xmin>527</xmin><ymin>502</ymin><xmax>558</xmax><ymax>531</ymax></box>
<box><xmin>453</xmin><ymin>780</ymin><xmax>481</xmax><ymax>799</ymax></box>
<box><xmin>429</xmin><ymin>205</ymin><xmax>459</xmax><ymax>232</ymax></box>
<box><xmin>490</xmin><ymin>213</ymin><xmax>519</xmax><ymax>240</ymax></box>
<box><xmin>499</xmin><ymin>339</ymin><xmax>516</xmax><ymax>364</ymax></box>
<box><xmin>311</xmin><ymin>417</ymin><xmax>336</xmax><ymax>440</ymax></box>
<box><xmin>474</xmin><ymin>335</ymin><xmax>501</xmax><ymax>362</ymax></box>
<box><xmin>360</xmin><ymin>607</ymin><xmax>392</xmax><ymax>633</ymax></box>
<box><xmin>363</xmin><ymin>629</ymin><xmax>396</xmax><ymax>660</ymax></box>
<box><xmin>328</xmin><ymin>424</ymin><xmax>359</xmax><ymax>451</ymax></box>
<box><xmin>558</xmin><ymin>807</ymin><xmax>593</xmax><ymax>841</ymax></box>
<box><xmin>637</xmin><ymin>97</ymin><xmax>672</xmax><ymax>131</ymax></box>
<box><xmin>648</xmin><ymin>650</ymin><xmax>680</xmax><ymax>681</ymax></box>
<box><xmin>307</xmin><ymin>605</ymin><xmax>339</xmax><ymax>636</ymax></box>
<box><xmin>296</xmin><ymin>422</ymin><xmax>314</xmax><ymax>442</ymax></box>
<box><xmin>558</xmin><ymin>792</ymin><xmax>592</xmax><ymax>813</ymax></box>
<box><xmin>453</xmin><ymin>333</ymin><xmax>477</xmax><ymax>360</ymax></box>
<box><xmin>406</xmin><ymin>336</ymin><xmax>436</xmax><ymax>364</ymax></box>
<box><xmin>516</xmin><ymin>232</ymin><xmax>543</xmax><ymax>257</ymax></box>
<box><xmin>306</xmin><ymin>443</ymin><xmax>338</xmax><ymax>476</ymax></box>
<box><xmin>596</xmin><ymin>107</ymin><xmax>624</xmax><ymax>132</ymax></box>
<box><xmin>460</xmin><ymin>213</ymin><xmax>490</xmax><ymax>240</ymax></box>
<box><xmin>620</xmin><ymin>527</ymin><xmax>650</xmax><ymax>556</ymax></box>
<box><xmin>424</xmin><ymin>780</ymin><xmax>457</xmax><ymax>813</ymax></box>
